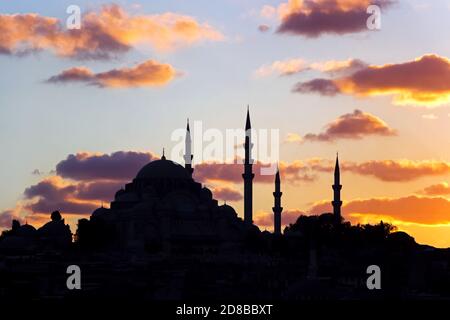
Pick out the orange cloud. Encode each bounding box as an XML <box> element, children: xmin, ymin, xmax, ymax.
<box><xmin>294</xmin><ymin>54</ymin><xmax>450</xmax><ymax>106</ymax></box>
<box><xmin>310</xmin><ymin>158</ymin><xmax>450</xmax><ymax>182</ymax></box>
<box><xmin>309</xmin><ymin>58</ymin><xmax>367</xmax><ymax>75</ymax></box>
<box><xmin>260</xmin><ymin>5</ymin><xmax>277</xmax><ymax>19</ymax></box>
<box><xmin>23</xmin><ymin>213</ymin><xmax>53</xmax><ymax>228</ymax></box>
<box><xmin>344</xmin><ymin>160</ymin><xmax>450</xmax><ymax>182</ymax></box>
<box><xmin>47</xmin><ymin>60</ymin><xmax>178</xmax><ymax>88</ymax></box>
<box><xmin>0</xmin><ymin>4</ymin><xmax>223</xmax><ymax>59</ymax></box>
<box><xmin>196</xmin><ymin>158</ymin><xmax>450</xmax><ymax>184</ymax></box>
<box><xmin>255</xmin><ymin>58</ymin><xmax>366</xmax><ymax>77</ymax></box>
<box><xmin>309</xmin><ymin>195</ymin><xmax>450</xmax><ymax>225</ymax></box>
<box><xmin>255</xmin><ymin>58</ymin><xmax>307</xmax><ymax>77</ymax></box>
<box><xmin>298</xmin><ymin>109</ymin><xmax>397</xmax><ymax>142</ymax></box>
<box><xmin>254</xmin><ymin>209</ymin><xmax>304</xmax><ymax>230</ymax></box>
<box><xmin>419</xmin><ymin>182</ymin><xmax>450</xmax><ymax>196</ymax></box>
<box><xmin>285</xmin><ymin>132</ymin><xmax>303</xmax><ymax>143</ymax></box>
<box><xmin>25</xmin><ymin>212</ymin><xmax>85</xmax><ymax>231</ymax></box>
<box><xmin>211</xmin><ymin>186</ymin><xmax>243</xmax><ymax>202</ymax></box>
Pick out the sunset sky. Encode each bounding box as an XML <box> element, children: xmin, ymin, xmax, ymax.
<box><xmin>1</xmin><ymin>0</ymin><xmax>450</xmax><ymax>247</ymax></box>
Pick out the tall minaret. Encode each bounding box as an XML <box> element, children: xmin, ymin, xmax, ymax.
<box><xmin>272</xmin><ymin>165</ymin><xmax>283</xmax><ymax>235</ymax></box>
<box><xmin>332</xmin><ymin>153</ymin><xmax>342</xmax><ymax>225</ymax></box>
<box><xmin>242</xmin><ymin>106</ymin><xmax>254</xmax><ymax>224</ymax></box>
<box><xmin>184</xmin><ymin>118</ymin><xmax>194</xmax><ymax>177</ymax></box>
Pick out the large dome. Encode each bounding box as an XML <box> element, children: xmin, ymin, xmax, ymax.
<box><xmin>136</xmin><ymin>158</ymin><xmax>190</xmax><ymax>180</ymax></box>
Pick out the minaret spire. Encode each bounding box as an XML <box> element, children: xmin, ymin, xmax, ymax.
<box><xmin>161</xmin><ymin>148</ymin><xmax>166</xmax><ymax>160</ymax></box>
<box><xmin>242</xmin><ymin>105</ymin><xmax>254</xmax><ymax>224</ymax></box>
<box><xmin>184</xmin><ymin>118</ymin><xmax>194</xmax><ymax>177</ymax></box>
<box><xmin>332</xmin><ymin>152</ymin><xmax>342</xmax><ymax>225</ymax></box>
<box><xmin>245</xmin><ymin>105</ymin><xmax>251</xmax><ymax>130</ymax></box>
<box><xmin>272</xmin><ymin>164</ymin><xmax>283</xmax><ymax>235</ymax></box>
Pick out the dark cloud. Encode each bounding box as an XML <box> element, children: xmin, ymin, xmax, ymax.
<box><xmin>276</xmin><ymin>0</ymin><xmax>394</xmax><ymax>37</ymax></box>
<box><xmin>0</xmin><ymin>210</ymin><xmax>23</xmax><ymax>229</ymax></box>
<box><xmin>75</xmin><ymin>181</ymin><xmax>126</xmax><ymax>202</ymax></box>
<box><xmin>19</xmin><ymin>151</ymin><xmax>156</xmax><ymax>217</ymax></box>
<box><xmin>24</xmin><ymin>179</ymin><xmax>76</xmax><ymax>201</ymax></box>
<box><xmin>56</xmin><ymin>151</ymin><xmax>155</xmax><ymax>181</ymax></box>
<box><xmin>23</xmin><ymin>178</ymin><xmax>97</xmax><ymax>215</ymax></box>
<box><xmin>194</xmin><ymin>161</ymin><xmax>315</xmax><ymax>184</ymax></box>
<box><xmin>27</xmin><ymin>199</ymin><xmax>96</xmax><ymax>215</ymax></box>
<box><xmin>278</xmin><ymin>7</ymin><xmax>368</xmax><ymax>37</ymax></box>
<box><xmin>292</xmin><ymin>78</ymin><xmax>340</xmax><ymax>96</ymax></box>
<box><xmin>258</xmin><ymin>24</ymin><xmax>271</xmax><ymax>32</ymax></box>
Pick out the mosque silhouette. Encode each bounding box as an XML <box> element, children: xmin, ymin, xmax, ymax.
<box><xmin>1</xmin><ymin>109</ymin><xmax>450</xmax><ymax>301</ymax></box>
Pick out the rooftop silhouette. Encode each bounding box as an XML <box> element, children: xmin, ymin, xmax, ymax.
<box><xmin>0</xmin><ymin>110</ymin><xmax>449</xmax><ymax>301</ymax></box>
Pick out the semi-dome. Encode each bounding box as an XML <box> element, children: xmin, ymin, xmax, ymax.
<box><xmin>201</xmin><ymin>187</ymin><xmax>213</xmax><ymax>200</ymax></box>
<box><xmin>136</xmin><ymin>158</ymin><xmax>190</xmax><ymax>180</ymax></box>
<box><xmin>38</xmin><ymin>220</ymin><xmax>71</xmax><ymax>237</ymax></box>
<box><xmin>219</xmin><ymin>204</ymin><xmax>237</xmax><ymax>217</ymax></box>
<box><xmin>92</xmin><ymin>206</ymin><xmax>109</xmax><ymax>218</ymax></box>
<box><xmin>115</xmin><ymin>188</ymin><xmax>125</xmax><ymax>199</ymax></box>
<box><xmin>16</xmin><ymin>224</ymin><xmax>37</xmax><ymax>237</ymax></box>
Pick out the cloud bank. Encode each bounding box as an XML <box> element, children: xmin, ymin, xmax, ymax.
<box><xmin>0</xmin><ymin>4</ymin><xmax>223</xmax><ymax>59</ymax></box>
<box><xmin>294</xmin><ymin>54</ymin><xmax>450</xmax><ymax>106</ymax></box>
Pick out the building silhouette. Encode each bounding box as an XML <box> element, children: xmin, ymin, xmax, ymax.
<box><xmin>73</xmin><ymin>108</ymin><xmax>283</xmax><ymax>250</ymax></box>
<box><xmin>332</xmin><ymin>153</ymin><xmax>342</xmax><ymax>225</ymax></box>
<box><xmin>272</xmin><ymin>165</ymin><xmax>283</xmax><ymax>235</ymax></box>
<box><xmin>0</xmin><ymin>210</ymin><xmax>71</xmax><ymax>253</ymax></box>
<box><xmin>85</xmin><ymin>147</ymin><xmax>258</xmax><ymax>252</ymax></box>
<box><xmin>184</xmin><ymin>118</ymin><xmax>194</xmax><ymax>178</ymax></box>
<box><xmin>2</xmin><ymin>108</ymin><xmax>450</xmax><ymax>302</ymax></box>
<box><xmin>242</xmin><ymin>106</ymin><xmax>254</xmax><ymax>224</ymax></box>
